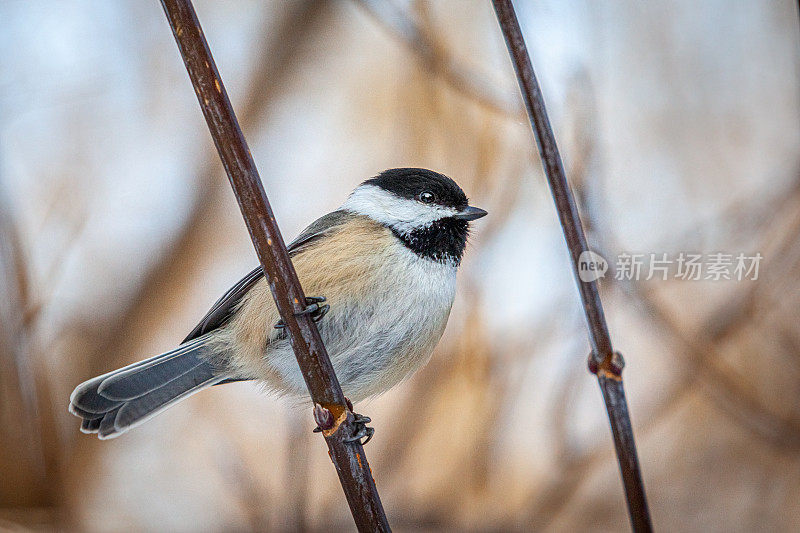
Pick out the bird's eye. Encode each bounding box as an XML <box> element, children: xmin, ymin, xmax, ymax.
<box><xmin>417</xmin><ymin>191</ymin><xmax>436</xmax><ymax>204</ymax></box>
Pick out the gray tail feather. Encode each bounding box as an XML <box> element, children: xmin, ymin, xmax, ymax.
<box><xmin>69</xmin><ymin>333</ymin><xmax>230</xmax><ymax>439</ymax></box>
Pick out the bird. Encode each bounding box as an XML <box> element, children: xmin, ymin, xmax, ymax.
<box><xmin>69</xmin><ymin>168</ymin><xmax>487</xmax><ymax>442</ymax></box>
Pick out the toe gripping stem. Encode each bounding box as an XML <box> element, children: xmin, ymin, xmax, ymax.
<box><xmin>313</xmin><ymin>398</ymin><xmax>375</xmax><ymax>446</ymax></box>
<box><xmin>343</xmin><ymin>413</ymin><xmax>375</xmax><ymax>445</ymax></box>
<box><xmin>274</xmin><ymin>296</ymin><xmax>329</xmax><ymax>329</ymax></box>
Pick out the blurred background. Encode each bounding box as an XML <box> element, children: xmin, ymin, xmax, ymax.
<box><xmin>1</xmin><ymin>0</ymin><xmax>799</xmax><ymax>531</ymax></box>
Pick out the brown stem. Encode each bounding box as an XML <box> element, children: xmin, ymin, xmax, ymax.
<box><xmin>61</xmin><ymin>5</ymin><xmax>331</xmax><ymax>526</ymax></box>
<box><xmin>158</xmin><ymin>1</ymin><xmax>390</xmax><ymax>531</ymax></box>
<box><xmin>490</xmin><ymin>1</ymin><xmax>652</xmax><ymax>531</ymax></box>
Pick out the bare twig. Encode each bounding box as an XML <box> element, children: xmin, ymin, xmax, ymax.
<box><xmin>582</xmin><ymin>173</ymin><xmax>800</xmax><ymax>451</ymax></box>
<box><xmin>490</xmin><ymin>1</ymin><xmax>652</xmax><ymax>531</ymax></box>
<box><xmin>159</xmin><ymin>1</ymin><xmax>389</xmax><ymax>531</ymax></box>
<box><xmin>79</xmin><ymin>0</ymin><xmax>330</xmax><ymax>381</ymax></box>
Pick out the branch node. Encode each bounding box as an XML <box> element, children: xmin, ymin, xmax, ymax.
<box><xmin>314</xmin><ymin>403</ymin><xmax>335</xmax><ymax>431</ymax></box>
<box><xmin>490</xmin><ymin>1</ymin><xmax>649</xmax><ymax>527</ymax></box>
<box><xmin>588</xmin><ymin>351</ymin><xmax>625</xmax><ymax>379</ymax></box>
<box><xmin>317</xmin><ymin>402</ymin><xmax>349</xmax><ymax>437</ymax></box>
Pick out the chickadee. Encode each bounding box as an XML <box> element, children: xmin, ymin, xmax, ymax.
<box><xmin>70</xmin><ymin>168</ymin><xmax>487</xmax><ymax>440</ymax></box>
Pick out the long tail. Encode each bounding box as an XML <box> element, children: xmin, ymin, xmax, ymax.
<box><xmin>69</xmin><ymin>333</ymin><xmax>231</xmax><ymax>439</ymax></box>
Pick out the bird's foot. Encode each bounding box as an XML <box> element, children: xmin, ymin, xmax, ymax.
<box><xmin>274</xmin><ymin>296</ymin><xmax>329</xmax><ymax>329</ymax></box>
<box><xmin>344</xmin><ymin>412</ymin><xmax>375</xmax><ymax>446</ymax></box>
<box><xmin>312</xmin><ymin>398</ymin><xmax>375</xmax><ymax>446</ymax></box>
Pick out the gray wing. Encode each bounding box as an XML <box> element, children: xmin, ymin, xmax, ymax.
<box><xmin>181</xmin><ymin>210</ymin><xmax>355</xmax><ymax>343</ymax></box>
<box><xmin>285</xmin><ymin>209</ymin><xmax>355</xmax><ymax>254</ymax></box>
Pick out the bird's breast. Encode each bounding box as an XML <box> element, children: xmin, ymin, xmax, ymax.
<box><xmin>225</xmin><ymin>217</ymin><xmax>458</xmax><ymax>401</ymax></box>
<box><xmin>303</xmin><ymin>227</ymin><xmax>458</xmax><ymax>400</ymax></box>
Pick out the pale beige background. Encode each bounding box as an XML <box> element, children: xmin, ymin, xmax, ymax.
<box><xmin>1</xmin><ymin>1</ymin><xmax>799</xmax><ymax>531</ymax></box>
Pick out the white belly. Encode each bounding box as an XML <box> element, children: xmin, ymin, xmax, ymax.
<box><xmin>267</xmin><ymin>241</ymin><xmax>457</xmax><ymax>402</ymax></box>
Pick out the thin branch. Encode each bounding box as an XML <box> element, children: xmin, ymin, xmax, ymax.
<box><xmin>568</xmin><ymin>80</ymin><xmax>800</xmax><ymax>455</ymax></box>
<box><xmin>581</xmin><ymin>169</ymin><xmax>800</xmax><ymax>451</ymax></box>
<box><xmin>158</xmin><ymin>1</ymin><xmax>390</xmax><ymax>531</ymax></box>
<box><xmin>490</xmin><ymin>1</ymin><xmax>652</xmax><ymax>531</ymax></box>
<box><xmin>79</xmin><ymin>0</ymin><xmax>330</xmax><ymax>381</ymax></box>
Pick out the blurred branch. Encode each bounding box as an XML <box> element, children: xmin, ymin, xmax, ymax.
<box><xmin>283</xmin><ymin>413</ymin><xmax>312</xmax><ymax>532</ymax></box>
<box><xmin>0</xmin><ymin>183</ymin><xmax>57</xmax><ymax>512</ymax></box>
<box><xmin>209</xmin><ymin>419</ymin><xmax>273</xmax><ymax>531</ymax></box>
<box><xmin>567</xmin><ymin>63</ymin><xmax>800</xmax><ymax>454</ymax></box>
<box><xmin>702</xmin><ymin>178</ymin><xmax>800</xmax><ymax>341</ymax></box>
<box><xmin>490</xmin><ymin>1</ymin><xmax>652</xmax><ymax>531</ymax></box>
<box><xmin>21</xmin><ymin>176</ymin><xmax>89</xmax><ymax>333</ymax></box>
<box><xmin>618</xmin><ymin>281</ymin><xmax>800</xmax><ymax>451</ymax></box>
<box><xmin>577</xmin><ymin>144</ymin><xmax>800</xmax><ymax>451</ymax></box>
<box><xmin>356</xmin><ymin>0</ymin><xmax>523</xmax><ymax>119</ymax></box>
<box><xmin>526</xmin><ymin>362</ymin><xmax>696</xmax><ymax>531</ymax></box>
<box><xmin>159</xmin><ymin>1</ymin><xmax>389</xmax><ymax>531</ymax></box>
<box><xmin>580</xmin><ymin>168</ymin><xmax>800</xmax><ymax>452</ymax></box>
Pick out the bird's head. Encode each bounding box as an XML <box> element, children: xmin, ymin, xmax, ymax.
<box><xmin>343</xmin><ymin>168</ymin><xmax>487</xmax><ymax>265</ymax></box>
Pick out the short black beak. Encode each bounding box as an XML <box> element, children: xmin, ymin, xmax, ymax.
<box><xmin>453</xmin><ymin>205</ymin><xmax>488</xmax><ymax>221</ymax></box>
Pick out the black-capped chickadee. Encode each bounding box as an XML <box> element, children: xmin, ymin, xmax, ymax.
<box><xmin>70</xmin><ymin>168</ymin><xmax>487</xmax><ymax>440</ymax></box>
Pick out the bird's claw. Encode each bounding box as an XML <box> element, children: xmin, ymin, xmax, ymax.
<box><xmin>311</xmin><ymin>399</ymin><xmax>375</xmax><ymax>446</ymax></box>
<box><xmin>274</xmin><ymin>296</ymin><xmax>329</xmax><ymax>329</ymax></box>
<box><xmin>344</xmin><ymin>413</ymin><xmax>375</xmax><ymax>446</ymax></box>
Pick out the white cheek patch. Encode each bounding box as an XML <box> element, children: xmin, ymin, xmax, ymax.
<box><xmin>342</xmin><ymin>185</ymin><xmax>458</xmax><ymax>234</ymax></box>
